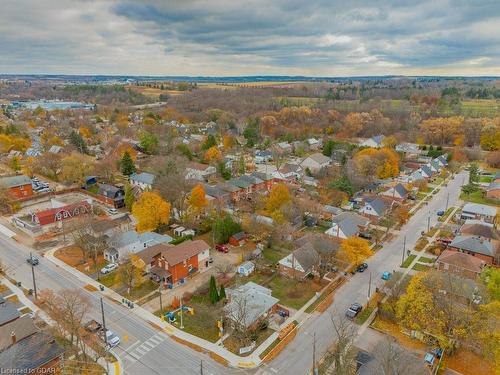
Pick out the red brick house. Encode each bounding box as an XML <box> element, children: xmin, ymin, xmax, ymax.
<box><xmin>229</xmin><ymin>231</ymin><xmax>247</xmax><ymax>246</ymax></box>
<box><xmin>437</xmin><ymin>249</ymin><xmax>487</xmax><ymax>280</ymax></box>
<box><xmin>31</xmin><ymin>201</ymin><xmax>91</xmax><ymax>226</ymax></box>
<box><xmin>139</xmin><ymin>240</ymin><xmax>210</xmax><ymax>285</ymax></box>
<box><xmin>0</xmin><ymin>175</ymin><xmax>33</xmax><ymax>199</ymax></box>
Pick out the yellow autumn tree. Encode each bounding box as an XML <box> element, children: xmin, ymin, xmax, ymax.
<box><xmin>187</xmin><ymin>184</ymin><xmax>207</xmax><ymax>211</ymax></box>
<box><xmin>0</xmin><ymin>134</ymin><xmax>31</xmax><ymax>153</ymax></box>
<box><xmin>204</xmin><ymin>146</ymin><xmax>222</xmax><ymax>163</ymax></box>
<box><xmin>132</xmin><ymin>191</ymin><xmax>171</xmax><ymax>232</ymax></box>
<box><xmin>339</xmin><ymin>237</ymin><xmax>373</xmax><ymax>266</ymax></box>
<box><xmin>223</xmin><ymin>135</ymin><xmax>234</xmax><ymax>150</ymax></box>
<box><xmin>78</xmin><ymin>126</ymin><xmax>92</xmax><ymax>139</ymax></box>
<box><xmin>354</xmin><ymin>147</ymin><xmax>399</xmax><ymax>179</ymax></box>
<box><xmin>265</xmin><ymin>183</ymin><xmax>291</xmax><ymax>214</ymax></box>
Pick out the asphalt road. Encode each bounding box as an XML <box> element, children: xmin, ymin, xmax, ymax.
<box><xmin>267</xmin><ymin>170</ymin><xmax>467</xmax><ymax>375</ymax></box>
<box><xmin>0</xmin><ymin>234</ymin><xmax>250</xmax><ymax>375</ymax></box>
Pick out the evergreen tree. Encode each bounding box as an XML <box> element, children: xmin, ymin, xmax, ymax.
<box><xmin>121</xmin><ymin>151</ymin><xmax>136</xmax><ymax>176</ymax></box>
<box><xmin>202</xmin><ymin>134</ymin><xmax>217</xmax><ymax>151</ymax></box>
<box><xmin>209</xmin><ymin>275</ymin><xmax>219</xmax><ymax>304</ymax></box>
<box><xmin>219</xmin><ymin>285</ymin><xmax>226</xmax><ymax>301</ymax></box>
<box><xmin>69</xmin><ymin>130</ymin><xmax>88</xmax><ymax>154</ymax></box>
<box><xmin>468</xmin><ymin>162</ymin><xmax>480</xmax><ymax>184</ymax></box>
<box><xmin>124</xmin><ymin>183</ymin><xmax>135</xmax><ymax>211</ymax></box>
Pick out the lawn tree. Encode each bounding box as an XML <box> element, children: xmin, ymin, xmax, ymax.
<box><xmin>225</xmin><ymin>293</ymin><xmax>252</xmax><ymax>343</ymax></box>
<box><xmin>468</xmin><ymin>162</ymin><xmax>480</xmax><ymax>184</ymax></box>
<box><xmin>132</xmin><ymin>191</ymin><xmax>171</xmax><ymax>232</ymax></box>
<box><xmin>124</xmin><ymin>183</ymin><xmax>135</xmax><ymax>211</ymax></box>
<box><xmin>381</xmin><ymin>271</ymin><xmax>411</xmax><ymax>317</ymax></box>
<box><xmin>327</xmin><ymin>315</ymin><xmax>357</xmax><ymax>375</ymax></box>
<box><xmin>116</xmin><ymin>253</ymin><xmax>144</xmax><ymax>295</ymax></box>
<box><xmin>215</xmin><ymin>262</ymin><xmax>234</xmax><ymax>279</ymax></box>
<box><xmin>339</xmin><ymin>237</ymin><xmax>373</xmax><ymax>267</ymax></box>
<box><xmin>209</xmin><ymin>275</ymin><xmax>219</xmax><ymax>304</ymax></box>
<box><xmin>120</xmin><ymin>150</ymin><xmax>136</xmax><ymax>176</ymax></box>
<box><xmin>219</xmin><ymin>285</ymin><xmax>227</xmax><ymax>301</ymax></box>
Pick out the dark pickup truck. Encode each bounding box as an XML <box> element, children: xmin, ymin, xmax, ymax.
<box><xmin>84</xmin><ymin>319</ymin><xmax>103</xmax><ymax>333</ymax></box>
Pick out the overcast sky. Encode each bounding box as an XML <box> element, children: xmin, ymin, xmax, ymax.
<box><xmin>1</xmin><ymin>0</ymin><xmax>499</xmax><ymax>76</ymax></box>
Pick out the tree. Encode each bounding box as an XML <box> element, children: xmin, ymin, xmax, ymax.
<box><xmin>124</xmin><ymin>183</ymin><xmax>135</xmax><ymax>211</ymax></box>
<box><xmin>354</xmin><ymin>148</ymin><xmax>399</xmax><ymax>179</ymax></box>
<box><xmin>481</xmin><ymin>266</ymin><xmax>500</xmax><ymax>301</ymax></box>
<box><xmin>223</xmin><ymin>135</ymin><xmax>234</xmax><ymax>150</ymax></box>
<box><xmin>132</xmin><ymin>191</ymin><xmax>171</xmax><ymax>232</ymax></box>
<box><xmin>204</xmin><ymin>146</ymin><xmax>222</xmax><ymax>163</ymax></box>
<box><xmin>323</xmin><ymin>140</ymin><xmax>335</xmax><ymax>157</ymax></box>
<box><xmin>61</xmin><ymin>152</ymin><xmax>95</xmax><ymax>185</ymax></box>
<box><xmin>339</xmin><ymin>237</ymin><xmax>373</xmax><ymax>267</ymax></box>
<box><xmin>480</xmin><ymin>125</ymin><xmax>500</xmax><ymax>151</ymax></box>
<box><xmin>329</xmin><ymin>175</ymin><xmax>354</xmax><ymax>196</ymax></box>
<box><xmin>187</xmin><ymin>184</ymin><xmax>207</xmax><ymax>211</ymax></box>
<box><xmin>469</xmin><ymin>162</ymin><xmax>480</xmax><ymax>184</ymax></box>
<box><xmin>213</xmin><ymin>215</ymin><xmax>241</xmax><ymax>244</ymax></box>
<box><xmin>393</xmin><ymin>206</ymin><xmax>410</xmax><ymax>225</ymax></box>
<box><xmin>116</xmin><ymin>254</ymin><xmax>144</xmax><ymax>295</ymax></box>
<box><xmin>202</xmin><ymin>134</ymin><xmax>217</xmax><ymax>151</ymax></box>
<box><xmin>371</xmin><ymin>337</ymin><xmax>427</xmax><ymax>375</ymax></box>
<box><xmin>219</xmin><ymin>285</ymin><xmax>227</xmax><ymax>301</ymax></box>
<box><xmin>69</xmin><ymin>130</ymin><xmax>88</xmax><ymax>154</ymax></box>
<box><xmin>139</xmin><ymin>131</ymin><xmax>159</xmax><ymax>154</ymax></box>
<box><xmin>265</xmin><ymin>183</ymin><xmax>291</xmax><ymax>213</ymax></box>
<box><xmin>209</xmin><ymin>275</ymin><xmax>219</xmax><ymax>304</ymax></box>
<box><xmin>327</xmin><ymin>315</ymin><xmax>357</xmax><ymax>375</ymax></box>
<box><xmin>381</xmin><ymin>135</ymin><xmax>397</xmax><ymax>149</ymax></box>
<box><xmin>120</xmin><ymin>151</ymin><xmax>136</xmax><ymax>176</ymax></box>
<box><xmin>9</xmin><ymin>156</ymin><xmax>20</xmax><ymax>172</ymax></box>
<box><xmin>486</xmin><ymin>151</ymin><xmax>500</xmax><ymax>168</ymax></box>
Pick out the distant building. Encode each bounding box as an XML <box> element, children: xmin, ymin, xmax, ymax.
<box><xmin>185</xmin><ymin>162</ymin><xmax>217</xmax><ymax>181</ymax></box>
<box><xmin>0</xmin><ymin>175</ymin><xmax>33</xmax><ymax>199</ymax></box>
<box><xmin>97</xmin><ymin>184</ymin><xmax>125</xmax><ymax>208</ymax></box>
<box><xmin>360</xmin><ymin>135</ymin><xmax>385</xmax><ymax>148</ymax></box>
<box><xmin>104</xmin><ymin>230</ymin><xmax>173</xmax><ymax>263</ymax></box>
<box><xmin>461</xmin><ymin>203</ymin><xmax>497</xmax><ymax>224</ymax></box>
<box><xmin>129</xmin><ymin>172</ymin><xmax>156</xmax><ymax>191</ymax></box>
<box><xmin>300</xmin><ymin>153</ymin><xmax>331</xmax><ymax>173</ymax></box>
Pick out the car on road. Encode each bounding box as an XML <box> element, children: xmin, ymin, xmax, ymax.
<box><xmin>26</xmin><ymin>256</ymin><xmax>39</xmax><ymax>266</ymax></box>
<box><xmin>215</xmin><ymin>244</ymin><xmax>229</xmax><ymax>253</ymax></box>
<box><xmin>100</xmin><ymin>263</ymin><xmax>118</xmax><ymax>274</ymax></box>
<box><xmin>104</xmin><ymin>330</ymin><xmax>120</xmax><ymax>348</ymax></box>
<box><xmin>381</xmin><ymin>271</ymin><xmax>392</xmax><ymax>280</ymax></box>
<box><xmin>356</xmin><ymin>263</ymin><xmax>368</xmax><ymax>272</ymax></box>
<box><xmin>436</xmin><ymin>210</ymin><xmax>445</xmax><ymax>216</ymax></box>
<box><xmin>345</xmin><ymin>303</ymin><xmax>363</xmax><ymax>319</ymax></box>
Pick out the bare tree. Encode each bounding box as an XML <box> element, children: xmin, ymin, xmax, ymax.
<box><xmin>327</xmin><ymin>314</ymin><xmax>357</xmax><ymax>375</ymax></box>
<box><xmin>372</xmin><ymin>337</ymin><xmax>427</xmax><ymax>375</ymax></box>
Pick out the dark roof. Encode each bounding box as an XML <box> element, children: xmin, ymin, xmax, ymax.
<box><xmin>366</xmin><ymin>197</ymin><xmax>387</xmax><ymax>216</ymax></box>
<box><xmin>0</xmin><ymin>298</ymin><xmax>21</xmax><ymax>326</ymax></box>
<box><xmin>231</xmin><ymin>231</ymin><xmax>246</xmax><ymax>241</ymax></box>
<box><xmin>0</xmin><ymin>175</ymin><xmax>31</xmax><ymax>188</ymax></box>
<box><xmin>0</xmin><ymin>315</ymin><xmax>38</xmax><ymax>351</ymax></box>
<box><xmin>460</xmin><ymin>222</ymin><xmax>500</xmax><ymax>241</ymax></box>
<box><xmin>292</xmin><ymin>243</ymin><xmax>320</xmax><ymax>273</ymax></box>
<box><xmin>0</xmin><ymin>331</ymin><xmax>64</xmax><ymax>371</ymax></box>
<box><xmin>98</xmin><ymin>184</ymin><xmax>123</xmax><ymax>198</ymax></box>
<box><xmin>332</xmin><ymin>212</ymin><xmax>370</xmax><ymax>237</ymax></box>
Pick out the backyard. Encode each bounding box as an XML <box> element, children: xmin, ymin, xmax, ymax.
<box><xmin>460</xmin><ymin>190</ymin><xmax>500</xmax><ymax>206</ymax></box>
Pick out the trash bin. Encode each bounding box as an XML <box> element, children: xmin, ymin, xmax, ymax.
<box><xmin>99</xmin><ymin>285</ymin><xmax>104</xmax><ymax>291</ymax></box>
<box><xmin>17</xmin><ymin>282</ymin><xmax>22</xmax><ymax>287</ymax></box>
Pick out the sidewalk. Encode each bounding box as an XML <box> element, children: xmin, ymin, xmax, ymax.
<box><xmin>1</xmin><ymin>277</ymin><xmax>121</xmax><ymax>375</ymax></box>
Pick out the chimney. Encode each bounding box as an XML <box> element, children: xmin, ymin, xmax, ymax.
<box><xmin>11</xmin><ymin>331</ymin><xmax>16</xmax><ymax>345</ymax></box>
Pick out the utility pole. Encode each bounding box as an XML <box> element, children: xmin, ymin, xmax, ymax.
<box><xmin>29</xmin><ymin>252</ymin><xmax>37</xmax><ymax>299</ymax></box>
<box><xmin>427</xmin><ymin>212</ymin><xmax>431</xmax><ymax>232</ymax></box>
<box><xmin>401</xmin><ymin>236</ymin><xmax>406</xmax><ymax>265</ymax></box>
<box><xmin>100</xmin><ymin>298</ymin><xmax>110</xmax><ymax>375</ymax></box>
<box><xmin>200</xmin><ymin>360</ymin><xmax>204</xmax><ymax>375</ymax></box>
<box><xmin>445</xmin><ymin>192</ymin><xmax>450</xmax><ymax>211</ymax></box>
<box><xmin>159</xmin><ymin>284</ymin><xmax>163</xmax><ymax>314</ymax></box>
<box><xmin>367</xmin><ymin>272</ymin><xmax>372</xmax><ymax>303</ymax></box>
<box><xmin>312</xmin><ymin>332</ymin><xmax>317</xmax><ymax>375</ymax></box>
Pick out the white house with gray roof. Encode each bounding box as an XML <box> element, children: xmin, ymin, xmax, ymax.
<box><xmin>461</xmin><ymin>203</ymin><xmax>497</xmax><ymax>224</ymax></box>
<box><xmin>325</xmin><ymin>212</ymin><xmax>370</xmax><ymax>239</ymax></box>
<box><xmin>300</xmin><ymin>153</ymin><xmax>331</xmax><ymax>172</ymax></box>
<box><xmin>104</xmin><ymin>230</ymin><xmax>173</xmax><ymax>262</ymax></box>
<box><xmin>129</xmin><ymin>172</ymin><xmax>156</xmax><ymax>191</ymax></box>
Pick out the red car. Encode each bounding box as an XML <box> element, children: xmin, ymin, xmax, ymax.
<box><xmin>215</xmin><ymin>244</ymin><xmax>229</xmax><ymax>253</ymax></box>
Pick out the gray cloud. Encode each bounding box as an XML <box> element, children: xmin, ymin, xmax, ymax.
<box><xmin>0</xmin><ymin>0</ymin><xmax>499</xmax><ymax>75</ymax></box>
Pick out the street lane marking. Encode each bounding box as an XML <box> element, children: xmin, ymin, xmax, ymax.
<box><xmin>142</xmin><ymin>341</ymin><xmax>156</xmax><ymax>349</ymax></box>
<box><xmin>135</xmin><ymin>347</ymin><xmax>147</xmax><ymax>355</ymax></box>
<box><xmin>129</xmin><ymin>351</ymin><xmax>141</xmax><ymax>360</ymax></box>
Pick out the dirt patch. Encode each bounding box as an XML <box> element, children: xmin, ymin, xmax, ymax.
<box><xmin>446</xmin><ymin>349</ymin><xmax>495</xmax><ymax>375</ymax></box>
<box><xmin>371</xmin><ymin>318</ymin><xmax>427</xmax><ymax>352</ymax></box>
<box><xmin>55</xmin><ymin>245</ymin><xmax>106</xmax><ymax>274</ymax></box>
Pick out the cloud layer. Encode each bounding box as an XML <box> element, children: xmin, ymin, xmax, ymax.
<box><xmin>0</xmin><ymin>0</ymin><xmax>499</xmax><ymax>76</ymax></box>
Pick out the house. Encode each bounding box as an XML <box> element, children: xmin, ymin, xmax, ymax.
<box><xmin>300</xmin><ymin>153</ymin><xmax>331</xmax><ymax>173</ymax></box>
<box><xmin>408</xmin><ymin>169</ymin><xmax>425</xmax><ymax>182</ymax></box>
<box><xmin>129</xmin><ymin>172</ymin><xmax>155</xmax><ymax>191</ymax></box>
<box><xmin>486</xmin><ymin>181</ymin><xmax>500</xmax><ymax>200</ymax></box>
<box><xmin>460</xmin><ymin>220</ymin><xmax>499</xmax><ymax>241</ymax></box>
<box><xmin>31</xmin><ymin>200</ymin><xmax>91</xmax><ymax>226</ymax></box>
<box><xmin>322</xmin><ymin>205</ymin><xmax>343</xmax><ymax>220</ymax></box>
<box><xmin>141</xmin><ymin>240</ymin><xmax>210</xmax><ymax>285</ymax></box>
<box><xmin>185</xmin><ymin>162</ymin><xmax>217</xmax><ymax>181</ymax></box>
<box><xmin>238</xmin><ymin>261</ymin><xmax>255</xmax><ymax>276</ymax></box>
<box><xmin>435</xmin><ymin>155</ymin><xmax>448</xmax><ymax>167</ymax></box>
<box><xmin>90</xmin><ymin>215</ymin><xmax>132</xmax><ymax>238</ymax></box>
<box><xmin>0</xmin><ymin>175</ymin><xmax>33</xmax><ymax>199</ymax></box>
<box><xmin>448</xmin><ymin>235</ymin><xmax>499</xmax><ymax>264</ymax></box>
<box><xmin>461</xmin><ymin>203</ymin><xmax>497</xmax><ymax>224</ymax></box>
<box><xmin>303</xmin><ymin>175</ymin><xmax>318</xmax><ymax>187</ymax></box>
<box><xmin>0</xmin><ymin>298</ymin><xmax>64</xmax><ymax>373</ymax></box>
<box><xmin>48</xmin><ymin>145</ymin><xmax>62</xmax><ymax>154</ymax></box>
<box><xmin>275</xmin><ymin>163</ymin><xmax>303</xmax><ymax>181</ymax></box>
<box><xmin>255</xmin><ymin>150</ymin><xmax>273</xmax><ymax>164</ymax></box>
<box><xmin>104</xmin><ymin>230</ymin><xmax>173</xmax><ymax>263</ymax></box>
<box><xmin>224</xmin><ymin>282</ymin><xmax>279</xmax><ymax>330</ymax></box>
<box><xmin>278</xmin><ymin>242</ymin><xmax>320</xmax><ymax>278</ymax></box>
<box><xmin>359</xmin><ymin>197</ymin><xmax>388</xmax><ymax>218</ymax></box>
<box><xmin>419</xmin><ymin>164</ymin><xmax>433</xmax><ymax>178</ymax></box>
<box><xmin>274</xmin><ymin>141</ymin><xmax>292</xmax><ymax>154</ymax></box>
<box><xmin>97</xmin><ymin>184</ymin><xmax>125</xmax><ymax>208</ymax></box>
<box><xmin>325</xmin><ymin>212</ymin><xmax>370</xmax><ymax>239</ymax></box>
<box><xmin>307</xmin><ymin>138</ymin><xmax>322</xmax><ymax>150</ymax></box>
<box><xmin>437</xmin><ymin>249</ymin><xmax>487</xmax><ymax>280</ymax></box>
<box><xmin>360</xmin><ymin>135</ymin><xmax>384</xmax><ymax>148</ymax></box>
<box><xmin>229</xmin><ymin>231</ymin><xmax>247</xmax><ymax>246</ymax></box>
<box><xmin>395</xmin><ymin>142</ymin><xmax>421</xmax><ymax>156</ymax></box>
<box><xmin>380</xmin><ymin>183</ymin><xmax>409</xmax><ymax>201</ymax></box>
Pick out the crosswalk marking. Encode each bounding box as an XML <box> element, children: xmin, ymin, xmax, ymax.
<box><xmin>122</xmin><ymin>334</ymin><xmax>167</xmax><ymax>367</ymax></box>
<box><xmin>128</xmin><ymin>351</ymin><xmax>141</xmax><ymax>360</ymax></box>
<box><xmin>142</xmin><ymin>341</ymin><xmax>156</xmax><ymax>349</ymax></box>
<box><xmin>135</xmin><ymin>347</ymin><xmax>147</xmax><ymax>355</ymax></box>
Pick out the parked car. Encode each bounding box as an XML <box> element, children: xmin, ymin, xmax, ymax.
<box><xmin>215</xmin><ymin>244</ymin><xmax>229</xmax><ymax>253</ymax></box>
<box><xmin>26</xmin><ymin>256</ymin><xmax>39</xmax><ymax>266</ymax></box>
<box><xmin>345</xmin><ymin>303</ymin><xmax>362</xmax><ymax>319</ymax></box>
<box><xmin>100</xmin><ymin>263</ymin><xmax>118</xmax><ymax>274</ymax></box>
<box><xmin>104</xmin><ymin>330</ymin><xmax>120</xmax><ymax>348</ymax></box>
<box><xmin>436</xmin><ymin>210</ymin><xmax>445</xmax><ymax>216</ymax></box>
<box><xmin>381</xmin><ymin>271</ymin><xmax>392</xmax><ymax>280</ymax></box>
<box><xmin>356</xmin><ymin>263</ymin><xmax>368</xmax><ymax>272</ymax></box>
<box><xmin>108</xmin><ymin>208</ymin><xmax>118</xmax><ymax>215</ymax></box>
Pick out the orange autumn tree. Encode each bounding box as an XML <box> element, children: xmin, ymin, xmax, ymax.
<box><xmin>132</xmin><ymin>191</ymin><xmax>171</xmax><ymax>232</ymax></box>
<box><xmin>354</xmin><ymin>147</ymin><xmax>399</xmax><ymax>179</ymax></box>
<box><xmin>204</xmin><ymin>146</ymin><xmax>222</xmax><ymax>163</ymax></box>
<box><xmin>188</xmin><ymin>184</ymin><xmax>208</xmax><ymax>211</ymax></box>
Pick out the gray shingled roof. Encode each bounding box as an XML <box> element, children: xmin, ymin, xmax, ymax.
<box><xmin>462</xmin><ymin>203</ymin><xmax>497</xmax><ymax>217</ymax></box>
<box><xmin>366</xmin><ymin>197</ymin><xmax>386</xmax><ymax>216</ymax></box>
<box><xmin>332</xmin><ymin>212</ymin><xmax>370</xmax><ymax>237</ymax></box>
<box><xmin>450</xmin><ymin>235</ymin><xmax>496</xmax><ymax>257</ymax></box>
<box><xmin>130</xmin><ymin>172</ymin><xmax>155</xmax><ymax>186</ymax></box>
<box><xmin>0</xmin><ymin>175</ymin><xmax>31</xmax><ymax>189</ymax></box>
<box><xmin>0</xmin><ymin>297</ymin><xmax>21</xmax><ymax>326</ymax></box>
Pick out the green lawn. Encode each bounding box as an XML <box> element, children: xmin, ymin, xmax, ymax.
<box><xmin>401</xmin><ymin>254</ymin><xmax>416</xmax><ymax>268</ymax></box>
<box><xmin>418</xmin><ymin>256</ymin><xmax>435</xmax><ymax>264</ymax></box>
<box><xmin>412</xmin><ymin>263</ymin><xmax>431</xmax><ymax>272</ymax></box>
<box><xmin>262</xmin><ymin>247</ymin><xmax>291</xmax><ymax>265</ymax></box>
<box><xmin>127</xmin><ymin>280</ymin><xmax>158</xmax><ymax>301</ymax></box>
<box><xmin>267</xmin><ymin>276</ymin><xmax>318</xmax><ymax>310</ymax></box>
<box><xmin>460</xmin><ymin>191</ymin><xmax>499</xmax><ymax>207</ymax></box>
<box><xmin>98</xmin><ymin>271</ymin><xmax>118</xmax><ymax>287</ymax></box>
<box><xmin>438</xmin><ymin>207</ymin><xmax>455</xmax><ymax>222</ymax></box>
<box><xmin>355</xmin><ymin>306</ymin><xmax>375</xmax><ymax>325</ymax></box>
<box><xmin>480</xmin><ymin>176</ymin><xmax>494</xmax><ymax>183</ymax></box>
<box><xmin>414</xmin><ymin>238</ymin><xmax>429</xmax><ymax>252</ymax></box>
